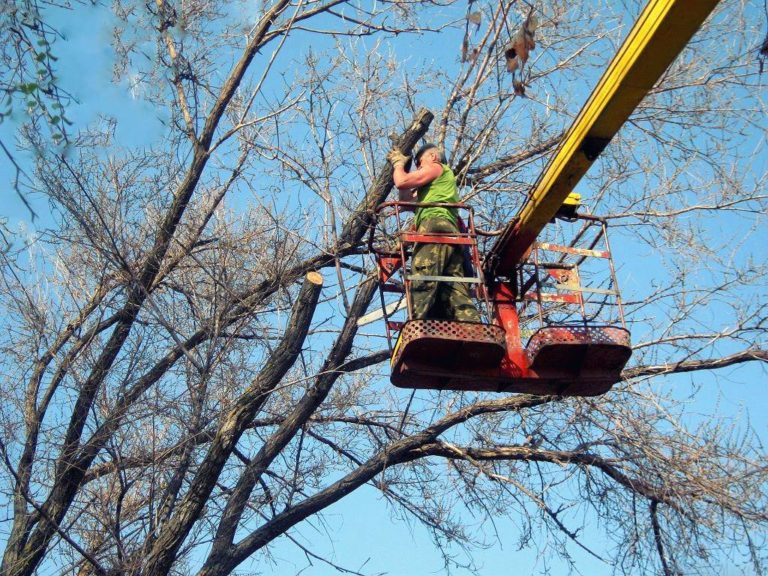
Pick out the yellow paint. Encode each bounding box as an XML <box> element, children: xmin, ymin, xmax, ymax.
<box><xmin>514</xmin><ymin>0</ymin><xmax>721</xmax><ymax>244</ymax></box>
<box><xmin>562</xmin><ymin>192</ymin><xmax>581</xmax><ymax>208</ymax></box>
<box><xmin>391</xmin><ymin>331</ymin><xmax>403</xmax><ymax>367</ymax></box>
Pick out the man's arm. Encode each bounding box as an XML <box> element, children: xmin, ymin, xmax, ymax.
<box><xmin>387</xmin><ymin>148</ymin><xmax>442</xmax><ymax>204</ymax></box>
<box><xmin>392</xmin><ymin>162</ymin><xmax>442</xmax><ymax>191</ymax></box>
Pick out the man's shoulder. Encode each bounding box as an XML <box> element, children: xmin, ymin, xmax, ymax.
<box><xmin>424</xmin><ymin>163</ymin><xmax>450</xmax><ymax>183</ymax></box>
<box><xmin>439</xmin><ymin>163</ymin><xmax>456</xmax><ymax>182</ymax></box>
<box><xmin>424</xmin><ymin>162</ymin><xmax>444</xmax><ymax>178</ymax></box>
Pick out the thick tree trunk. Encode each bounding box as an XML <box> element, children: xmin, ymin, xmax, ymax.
<box><xmin>141</xmin><ymin>271</ymin><xmax>323</xmax><ymax>575</ymax></box>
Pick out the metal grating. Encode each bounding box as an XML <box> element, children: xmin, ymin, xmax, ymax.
<box><xmin>391</xmin><ymin>319</ymin><xmax>507</xmax><ymax>381</ymax></box>
<box><xmin>398</xmin><ymin>319</ymin><xmax>507</xmax><ymax>348</ymax></box>
<box><xmin>527</xmin><ymin>325</ymin><xmax>630</xmax><ymax>357</ymax></box>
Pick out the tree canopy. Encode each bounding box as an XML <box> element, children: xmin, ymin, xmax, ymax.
<box><xmin>0</xmin><ymin>1</ymin><xmax>766</xmax><ymax>575</ymax></box>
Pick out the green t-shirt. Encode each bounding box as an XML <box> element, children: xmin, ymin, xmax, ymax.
<box><xmin>415</xmin><ymin>164</ymin><xmax>459</xmax><ymax>228</ymax></box>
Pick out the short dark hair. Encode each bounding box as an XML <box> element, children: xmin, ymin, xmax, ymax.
<box><xmin>414</xmin><ymin>143</ymin><xmax>446</xmax><ymax>165</ymax></box>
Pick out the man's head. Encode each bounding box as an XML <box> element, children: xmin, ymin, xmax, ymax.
<box><xmin>414</xmin><ymin>143</ymin><xmax>446</xmax><ymax>167</ymax></box>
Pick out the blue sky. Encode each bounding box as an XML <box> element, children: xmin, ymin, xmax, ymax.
<box><xmin>1</xmin><ymin>1</ymin><xmax>766</xmax><ymax>575</ymax></box>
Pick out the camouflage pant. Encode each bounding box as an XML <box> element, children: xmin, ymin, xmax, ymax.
<box><xmin>410</xmin><ymin>218</ymin><xmax>481</xmax><ymax>322</ymax></box>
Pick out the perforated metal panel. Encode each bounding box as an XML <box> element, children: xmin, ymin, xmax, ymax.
<box><xmin>391</xmin><ymin>320</ymin><xmax>507</xmax><ymax>390</ymax></box>
<box><xmin>398</xmin><ymin>319</ymin><xmax>507</xmax><ymax>347</ymax></box>
<box><xmin>390</xmin><ymin>321</ymin><xmax>631</xmax><ymax>395</ymax></box>
<box><xmin>526</xmin><ymin>325</ymin><xmax>632</xmax><ymax>385</ymax></box>
<box><xmin>527</xmin><ymin>325</ymin><xmax>630</xmax><ymax>357</ymax></box>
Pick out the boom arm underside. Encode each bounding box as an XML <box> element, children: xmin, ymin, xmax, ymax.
<box><xmin>484</xmin><ymin>0</ymin><xmax>721</xmax><ymax>278</ymax></box>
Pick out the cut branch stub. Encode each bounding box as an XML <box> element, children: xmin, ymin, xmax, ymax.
<box><xmin>305</xmin><ymin>271</ymin><xmax>323</xmax><ymax>287</ymax></box>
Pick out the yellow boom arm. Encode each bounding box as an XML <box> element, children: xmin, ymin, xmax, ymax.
<box><xmin>485</xmin><ymin>0</ymin><xmax>721</xmax><ymax>277</ymax></box>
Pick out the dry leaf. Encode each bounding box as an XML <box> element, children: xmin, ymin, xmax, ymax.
<box><xmin>505</xmin><ymin>47</ymin><xmax>519</xmax><ymax>73</ymax></box>
<box><xmin>526</xmin><ymin>14</ymin><xmax>538</xmax><ymax>34</ymax></box>
<box><xmin>505</xmin><ymin>9</ymin><xmax>537</xmax><ymax>75</ymax></box>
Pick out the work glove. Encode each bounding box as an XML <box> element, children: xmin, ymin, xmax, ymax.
<box><xmin>387</xmin><ymin>148</ymin><xmax>409</xmax><ymax>167</ymax></box>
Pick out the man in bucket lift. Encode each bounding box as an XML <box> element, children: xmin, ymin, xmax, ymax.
<box><xmin>387</xmin><ymin>144</ymin><xmax>481</xmax><ymax>323</ymax></box>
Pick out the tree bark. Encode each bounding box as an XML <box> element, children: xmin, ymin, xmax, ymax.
<box><xmin>141</xmin><ymin>271</ymin><xmax>322</xmax><ymax>575</ymax></box>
